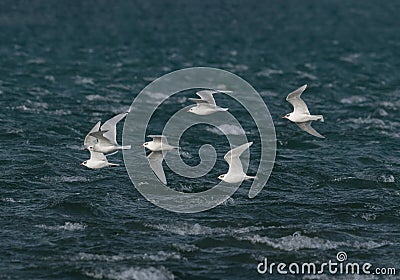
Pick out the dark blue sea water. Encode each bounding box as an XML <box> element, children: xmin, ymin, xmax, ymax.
<box><xmin>1</xmin><ymin>1</ymin><xmax>399</xmax><ymax>279</ymax></box>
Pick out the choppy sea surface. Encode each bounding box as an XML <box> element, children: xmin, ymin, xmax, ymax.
<box><xmin>1</xmin><ymin>1</ymin><xmax>399</xmax><ymax>279</ymax></box>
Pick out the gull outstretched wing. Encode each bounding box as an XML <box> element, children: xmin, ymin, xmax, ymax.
<box><xmin>101</xmin><ymin>112</ymin><xmax>128</xmax><ymax>145</ymax></box>
<box><xmin>84</xmin><ymin>121</ymin><xmax>101</xmax><ymax>148</ymax></box>
<box><xmin>224</xmin><ymin>142</ymin><xmax>253</xmax><ymax>175</ymax></box>
<box><xmin>296</xmin><ymin>121</ymin><xmax>325</xmax><ymax>138</ymax></box>
<box><xmin>286</xmin><ymin>84</ymin><xmax>310</xmax><ymax>114</ymax></box>
<box><xmin>147</xmin><ymin>151</ymin><xmax>167</xmax><ymax>184</ymax></box>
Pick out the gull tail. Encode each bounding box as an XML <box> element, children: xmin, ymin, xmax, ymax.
<box><xmin>120</xmin><ymin>145</ymin><xmax>131</xmax><ymax>150</ymax></box>
<box><xmin>244</xmin><ymin>175</ymin><xmax>256</xmax><ymax>180</ymax></box>
<box><xmin>317</xmin><ymin>115</ymin><xmax>324</xmax><ymax>122</ymax></box>
<box><xmin>108</xmin><ymin>163</ymin><xmax>119</xmax><ymax>167</ymax></box>
<box><xmin>218</xmin><ymin>107</ymin><xmax>229</xmax><ymax>112</ymax></box>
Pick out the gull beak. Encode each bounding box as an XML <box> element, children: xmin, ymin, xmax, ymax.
<box><xmin>282</xmin><ymin>116</ymin><xmax>286</xmax><ymax>119</ymax></box>
<box><xmin>79</xmin><ymin>163</ymin><xmax>84</xmax><ymax>166</ymax></box>
<box><xmin>186</xmin><ymin>109</ymin><xmax>191</xmax><ymax>112</ymax></box>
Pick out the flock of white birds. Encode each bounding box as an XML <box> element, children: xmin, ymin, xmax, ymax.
<box><xmin>81</xmin><ymin>85</ymin><xmax>325</xmax><ymax>185</ymax></box>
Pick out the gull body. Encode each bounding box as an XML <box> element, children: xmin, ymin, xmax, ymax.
<box><xmin>80</xmin><ymin>147</ymin><xmax>119</xmax><ymax>169</ymax></box>
<box><xmin>142</xmin><ymin>135</ymin><xmax>178</xmax><ymax>152</ymax></box>
<box><xmin>187</xmin><ymin>90</ymin><xmax>229</xmax><ymax>116</ymax></box>
<box><xmin>218</xmin><ymin>142</ymin><xmax>255</xmax><ymax>184</ymax></box>
<box><xmin>87</xmin><ymin>112</ymin><xmax>131</xmax><ymax>154</ymax></box>
<box><xmin>282</xmin><ymin>84</ymin><xmax>325</xmax><ymax>138</ymax></box>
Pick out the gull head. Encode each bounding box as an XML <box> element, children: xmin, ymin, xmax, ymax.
<box><xmin>282</xmin><ymin>113</ymin><xmax>291</xmax><ymax>119</ymax></box>
<box><xmin>187</xmin><ymin>107</ymin><xmax>195</xmax><ymax>113</ymax></box>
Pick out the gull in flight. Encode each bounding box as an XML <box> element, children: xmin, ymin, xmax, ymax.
<box><xmin>143</xmin><ymin>135</ymin><xmax>179</xmax><ymax>184</ymax></box>
<box><xmin>86</xmin><ymin>112</ymin><xmax>132</xmax><ymax>154</ymax></box>
<box><xmin>187</xmin><ymin>90</ymin><xmax>230</xmax><ymax>115</ymax></box>
<box><xmin>218</xmin><ymin>142</ymin><xmax>256</xmax><ymax>183</ymax></box>
<box><xmin>80</xmin><ymin>147</ymin><xmax>119</xmax><ymax>169</ymax></box>
<box><xmin>282</xmin><ymin>84</ymin><xmax>325</xmax><ymax>138</ymax></box>
<box><xmin>142</xmin><ymin>135</ymin><xmax>179</xmax><ymax>152</ymax></box>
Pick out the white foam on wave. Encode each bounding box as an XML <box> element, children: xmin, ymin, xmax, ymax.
<box><xmin>145</xmin><ymin>222</ymin><xmax>264</xmax><ymax>236</ymax></box>
<box><xmin>237</xmin><ymin>232</ymin><xmax>389</xmax><ymax>251</ymax></box>
<box><xmin>44</xmin><ymin>75</ymin><xmax>55</xmax><ymax>82</ymax></box>
<box><xmin>348</xmin><ymin>117</ymin><xmax>386</xmax><ymax>127</ymax></box>
<box><xmin>50</xmin><ymin>109</ymin><xmax>72</xmax><ymax>116</ymax></box>
<box><xmin>40</xmin><ymin>175</ymin><xmax>90</xmax><ymax>183</ymax></box>
<box><xmin>2</xmin><ymin>197</ymin><xmax>16</xmax><ymax>203</ymax></box>
<box><xmin>60</xmin><ymin>176</ymin><xmax>91</xmax><ymax>183</ymax></box>
<box><xmin>146</xmin><ymin>222</ymin><xmax>214</xmax><ymax>236</ymax></box>
<box><xmin>144</xmin><ymin>91</ymin><xmax>169</xmax><ymax>100</ymax></box>
<box><xmin>179</xmin><ymin>151</ymin><xmax>192</xmax><ymax>159</ymax></box>
<box><xmin>360</xmin><ymin>213</ymin><xmax>377</xmax><ymax>221</ymax></box>
<box><xmin>296</xmin><ymin>71</ymin><xmax>317</xmax><ymax>80</ymax></box>
<box><xmin>74</xmin><ymin>251</ymin><xmax>181</xmax><ymax>262</ymax></box>
<box><xmin>340</xmin><ymin>96</ymin><xmax>366</xmax><ymax>104</ymax></box>
<box><xmin>85</xmin><ymin>94</ymin><xmax>109</xmax><ymax>101</ymax></box>
<box><xmin>205</xmin><ymin>124</ymin><xmax>246</xmax><ymax>136</ymax></box>
<box><xmin>256</xmin><ymin>68</ymin><xmax>283</xmax><ymax>78</ymax></box>
<box><xmin>340</xmin><ymin>53</ymin><xmax>361</xmax><ymax>63</ymax></box>
<box><xmin>379</xmin><ymin>174</ymin><xmax>395</xmax><ymax>183</ymax></box>
<box><xmin>75</xmin><ymin>76</ymin><xmax>94</xmax><ymax>85</ymax></box>
<box><xmin>36</xmin><ymin>222</ymin><xmax>87</xmax><ymax>231</ymax></box>
<box><xmin>333</xmin><ymin>174</ymin><xmax>396</xmax><ymax>183</ymax></box>
<box><xmin>221</xmin><ymin>197</ymin><xmax>235</xmax><ymax>206</ymax></box>
<box><xmin>380</xmin><ymin>100</ymin><xmax>400</xmax><ymax>110</ymax></box>
<box><xmin>84</xmin><ymin>266</ymin><xmax>174</xmax><ymax>280</ymax></box>
<box><xmin>172</xmin><ymin>243</ymin><xmax>199</xmax><ymax>252</ymax></box>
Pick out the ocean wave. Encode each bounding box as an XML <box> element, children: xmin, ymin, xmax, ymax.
<box><xmin>205</xmin><ymin>124</ymin><xmax>246</xmax><ymax>136</ymax></box>
<box><xmin>144</xmin><ymin>91</ymin><xmax>169</xmax><ymax>100</ymax></box>
<box><xmin>75</xmin><ymin>76</ymin><xmax>95</xmax><ymax>85</ymax></box>
<box><xmin>172</xmin><ymin>243</ymin><xmax>199</xmax><ymax>252</ymax></box>
<box><xmin>40</xmin><ymin>175</ymin><xmax>90</xmax><ymax>183</ymax></box>
<box><xmin>85</xmin><ymin>94</ymin><xmax>109</xmax><ymax>101</ymax></box>
<box><xmin>256</xmin><ymin>68</ymin><xmax>283</xmax><ymax>78</ymax></box>
<box><xmin>145</xmin><ymin>222</ymin><xmax>265</xmax><ymax>236</ymax></box>
<box><xmin>380</xmin><ymin>100</ymin><xmax>400</xmax><ymax>110</ymax></box>
<box><xmin>237</xmin><ymin>232</ymin><xmax>389</xmax><ymax>251</ymax></box>
<box><xmin>339</xmin><ymin>53</ymin><xmax>361</xmax><ymax>64</ymax></box>
<box><xmin>221</xmin><ymin>197</ymin><xmax>235</xmax><ymax>206</ymax></box>
<box><xmin>146</xmin><ymin>222</ymin><xmax>214</xmax><ymax>236</ymax></box>
<box><xmin>74</xmin><ymin>251</ymin><xmax>181</xmax><ymax>262</ymax></box>
<box><xmin>35</xmin><ymin>222</ymin><xmax>87</xmax><ymax>231</ymax></box>
<box><xmin>296</xmin><ymin>71</ymin><xmax>317</xmax><ymax>80</ymax></box>
<box><xmin>84</xmin><ymin>266</ymin><xmax>174</xmax><ymax>280</ymax></box>
<box><xmin>2</xmin><ymin>197</ymin><xmax>16</xmax><ymax>203</ymax></box>
<box><xmin>27</xmin><ymin>57</ymin><xmax>46</xmax><ymax>64</ymax></box>
<box><xmin>378</xmin><ymin>174</ymin><xmax>395</xmax><ymax>183</ymax></box>
<box><xmin>60</xmin><ymin>176</ymin><xmax>91</xmax><ymax>183</ymax></box>
<box><xmin>332</xmin><ymin>174</ymin><xmax>395</xmax><ymax>184</ymax></box>
<box><xmin>340</xmin><ymin>96</ymin><xmax>367</xmax><ymax>104</ymax></box>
